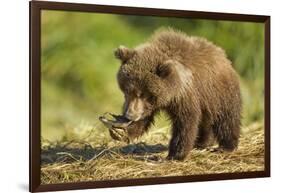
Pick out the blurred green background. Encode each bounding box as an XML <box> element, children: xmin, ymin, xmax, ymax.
<box><xmin>41</xmin><ymin>10</ymin><xmax>264</xmax><ymax>142</ymax></box>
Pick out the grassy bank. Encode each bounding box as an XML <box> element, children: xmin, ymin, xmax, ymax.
<box><xmin>41</xmin><ymin>122</ymin><xmax>264</xmax><ymax>184</ymax></box>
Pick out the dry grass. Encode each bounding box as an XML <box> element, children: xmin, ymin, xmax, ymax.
<box><xmin>41</xmin><ymin>122</ymin><xmax>264</xmax><ymax>184</ymax></box>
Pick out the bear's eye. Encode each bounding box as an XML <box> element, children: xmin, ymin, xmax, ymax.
<box><xmin>147</xmin><ymin>95</ymin><xmax>155</xmax><ymax>103</ymax></box>
<box><xmin>121</xmin><ymin>68</ymin><xmax>130</xmax><ymax>78</ymax></box>
<box><xmin>124</xmin><ymin>72</ymin><xmax>130</xmax><ymax>78</ymax></box>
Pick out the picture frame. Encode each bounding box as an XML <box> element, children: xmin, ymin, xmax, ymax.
<box><xmin>30</xmin><ymin>0</ymin><xmax>270</xmax><ymax>192</ymax></box>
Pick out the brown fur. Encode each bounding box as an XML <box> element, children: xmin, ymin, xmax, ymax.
<box><xmin>115</xmin><ymin>28</ymin><xmax>242</xmax><ymax>160</ymax></box>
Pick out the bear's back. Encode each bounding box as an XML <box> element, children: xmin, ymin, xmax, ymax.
<box><xmin>150</xmin><ymin>29</ymin><xmax>240</xmax><ymax>117</ymax></box>
<box><xmin>151</xmin><ymin>29</ymin><xmax>229</xmax><ymax>68</ymax></box>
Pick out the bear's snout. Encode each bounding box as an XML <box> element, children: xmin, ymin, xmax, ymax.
<box><xmin>124</xmin><ymin>98</ymin><xmax>144</xmax><ymax>121</ymax></box>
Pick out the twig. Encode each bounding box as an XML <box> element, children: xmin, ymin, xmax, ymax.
<box><xmin>89</xmin><ymin>148</ymin><xmax>110</xmax><ymax>161</ymax></box>
<box><xmin>56</xmin><ymin>152</ymin><xmax>80</xmax><ymax>162</ymax></box>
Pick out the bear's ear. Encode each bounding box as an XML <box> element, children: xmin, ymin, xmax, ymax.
<box><xmin>156</xmin><ymin>60</ymin><xmax>175</xmax><ymax>78</ymax></box>
<box><xmin>158</xmin><ymin>60</ymin><xmax>193</xmax><ymax>87</ymax></box>
<box><xmin>114</xmin><ymin>45</ymin><xmax>135</xmax><ymax>63</ymax></box>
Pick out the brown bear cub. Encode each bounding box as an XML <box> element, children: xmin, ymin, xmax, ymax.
<box><xmin>115</xmin><ymin>29</ymin><xmax>241</xmax><ymax>160</ymax></box>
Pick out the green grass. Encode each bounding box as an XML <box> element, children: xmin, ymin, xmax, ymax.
<box><xmin>41</xmin><ymin>10</ymin><xmax>265</xmax><ymax>141</ymax></box>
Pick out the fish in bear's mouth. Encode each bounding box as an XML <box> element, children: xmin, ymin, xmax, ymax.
<box><xmin>99</xmin><ymin>113</ymin><xmax>133</xmax><ymax>143</ymax></box>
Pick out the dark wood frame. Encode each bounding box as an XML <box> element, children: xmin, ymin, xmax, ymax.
<box><xmin>29</xmin><ymin>0</ymin><xmax>270</xmax><ymax>192</ymax></box>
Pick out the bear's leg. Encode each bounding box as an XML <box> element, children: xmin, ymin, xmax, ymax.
<box><xmin>167</xmin><ymin>116</ymin><xmax>199</xmax><ymax>160</ymax></box>
<box><xmin>212</xmin><ymin>116</ymin><xmax>240</xmax><ymax>152</ymax></box>
<box><xmin>195</xmin><ymin>126</ymin><xmax>215</xmax><ymax>149</ymax></box>
<box><xmin>194</xmin><ymin>114</ymin><xmax>215</xmax><ymax>149</ymax></box>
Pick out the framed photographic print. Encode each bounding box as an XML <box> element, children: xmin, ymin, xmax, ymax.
<box><xmin>29</xmin><ymin>0</ymin><xmax>270</xmax><ymax>192</ymax></box>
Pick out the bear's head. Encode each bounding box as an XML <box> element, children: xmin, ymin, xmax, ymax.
<box><xmin>115</xmin><ymin>45</ymin><xmax>192</xmax><ymax>121</ymax></box>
